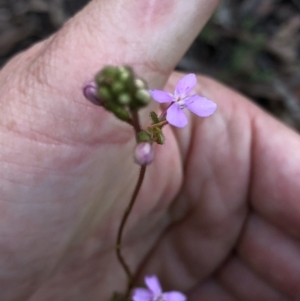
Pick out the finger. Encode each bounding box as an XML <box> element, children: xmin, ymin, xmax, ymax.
<box><xmin>217</xmin><ymin>257</ymin><xmax>288</xmax><ymax>301</ymax></box>
<box><xmin>140</xmin><ymin>73</ymin><xmax>252</xmax><ymax>290</ymax></box>
<box><xmin>138</xmin><ymin>72</ymin><xmax>300</xmax><ymax>295</ymax></box>
<box><xmin>238</xmin><ymin>214</ymin><xmax>300</xmax><ymax>300</ymax></box>
<box><xmin>1</xmin><ymin>0</ymin><xmax>220</xmax><ymax>144</ymax></box>
<box><xmin>249</xmin><ymin>111</ymin><xmax>300</xmax><ymax>239</ymax></box>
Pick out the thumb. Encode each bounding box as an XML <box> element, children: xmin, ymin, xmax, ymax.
<box><xmin>13</xmin><ymin>0</ymin><xmax>220</xmax><ymax>89</ymax></box>
<box><xmin>0</xmin><ymin>1</ymin><xmax>219</xmax><ymax>300</ymax></box>
<box><xmin>2</xmin><ymin>0</ymin><xmax>220</xmax><ymax>146</ymax></box>
<box><xmin>2</xmin><ymin>0</ymin><xmax>220</xmax><ymax>145</ymax></box>
<box><xmin>60</xmin><ymin>0</ymin><xmax>219</xmax><ymax>86</ymax></box>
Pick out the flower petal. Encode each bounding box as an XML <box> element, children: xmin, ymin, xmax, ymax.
<box><xmin>150</xmin><ymin>90</ymin><xmax>174</xmax><ymax>103</ymax></box>
<box><xmin>175</xmin><ymin>74</ymin><xmax>197</xmax><ymax>98</ymax></box>
<box><xmin>132</xmin><ymin>288</ymin><xmax>152</xmax><ymax>301</ymax></box>
<box><xmin>186</xmin><ymin>95</ymin><xmax>217</xmax><ymax>117</ymax></box>
<box><xmin>166</xmin><ymin>103</ymin><xmax>188</xmax><ymax>128</ymax></box>
<box><xmin>163</xmin><ymin>291</ymin><xmax>187</xmax><ymax>301</ymax></box>
<box><xmin>144</xmin><ymin>275</ymin><xmax>162</xmax><ymax>295</ymax></box>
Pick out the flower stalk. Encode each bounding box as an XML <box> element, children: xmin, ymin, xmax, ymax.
<box><xmin>115</xmin><ymin>109</ymin><xmax>147</xmax><ymax>292</ymax></box>
<box><xmin>82</xmin><ymin>66</ymin><xmax>217</xmax><ymax>301</ymax></box>
<box><xmin>116</xmin><ymin>164</ymin><xmax>146</xmax><ymax>290</ymax></box>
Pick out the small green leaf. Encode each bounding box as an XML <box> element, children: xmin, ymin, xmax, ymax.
<box><xmin>150</xmin><ymin>111</ymin><xmax>160</xmax><ymax>124</ymax></box>
<box><xmin>136</xmin><ymin>130</ymin><xmax>152</xmax><ymax>143</ymax></box>
<box><xmin>152</xmin><ymin>127</ymin><xmax>165</xmax><ymax>145</ymax></box>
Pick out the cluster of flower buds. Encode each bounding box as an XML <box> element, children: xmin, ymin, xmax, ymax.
<box><xmin>83</xmin><ymin>65</ymin><xmax>158</xmax><ymax>166</ymax></box>
<box><xmin>94</xmin><ymin>66</ymin><xmax>152</xmax><ymax>122</ymax></box>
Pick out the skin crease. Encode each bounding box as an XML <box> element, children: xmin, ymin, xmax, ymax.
<box><xmin>0</xmin><ymin>0</ymin><xmax>299</xmax><ymax>300</ymax></box>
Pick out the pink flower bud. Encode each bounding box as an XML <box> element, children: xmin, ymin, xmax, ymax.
<box><xmin>134</xmin><ymin>142</ymin><xmax>154</xmax><ymax>165</ymax></box>
<box><xmin>83</xmin><ymin>81</ymin><xmax>102</xmax><ymax>106</ymax></box>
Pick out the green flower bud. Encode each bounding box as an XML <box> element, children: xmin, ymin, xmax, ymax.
<box><xmin>135</xmin><ymin>89</ymin><xmax>151</xmax><ymax>106</ymax></box>
<box><xmin>113</xmin><ymin>108</ymin><xmax>130</xmax><ymax>122</ymax></box>
<box><xmin>134</xmin><ymin>78</ymin><xmax>147</xmax><ymax>89</ymax></box>
<box><xmin>106</xmin><ymin>102</ymin><xmax>130</xmax><ymax>121</ymax></box>
<box><xmin>98</xmin><ymin>86</ymin><xmax>112</xmax><ymax>102</ymax></box>
<box><xmin>111</xmin><ymin>82</ymin><xmax>125</xmax><ymax>95</ymax></box>
<box><xmin>96</xmin><ymin>66</ymin><xmax>119</xmax><ymax>85</ymax></box>
<box><xmin>117</xmin><ymin>93</ymin><xmax>131</xmax><ymax>106</ymax></box>
<box><xmin>118</xmin><ymin>66</ymin><xmax>133</xmax><ymax>83</ymax></box>
<box><xmin>102</xmin><ymin>66</ymin><xmax>119</xmax><ymax>77</ymax></box>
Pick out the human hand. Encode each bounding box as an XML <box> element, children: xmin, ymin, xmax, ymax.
<box><xmin>1</xmin><ymin>0</ymin><xmax>299</xmax><ymax>300</ymax></box>
<box><xmin>142</xmin><ymin>72</ymin><xmax>300</xmax><ymax>301</ymax></box>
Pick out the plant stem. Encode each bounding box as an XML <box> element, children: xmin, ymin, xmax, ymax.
<box><xmin>159</xmin><ymin>103</ymin><xmax>173</xmax><ymax>119</ymax></box>
<box><xmin>130</xmin><ymin>110</ymin><xmax>142</xmax><ymax>133</ymax></box>
<box><xmin>116</xmin><ymin>165</ymin><xmax>146</xmax><ymax>286</ymax></box>
<box><xmin>147</xmin><ymin>120</ymin><xmax>168</xmax><ymax>129</ymax></box>
<box><xmin>115</xmin><ymin>110</ymin><xmax>146</xmax><ymax>295</ymax></box>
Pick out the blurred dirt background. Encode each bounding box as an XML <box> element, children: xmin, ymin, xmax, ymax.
<box><xmin>1</xmin><ymin>0</ymin><xmax>300</xmax><ymax>130</ymax></box>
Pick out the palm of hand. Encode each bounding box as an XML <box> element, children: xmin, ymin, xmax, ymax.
<box><xmin>2</xmin><ymin>60</ymin><xmax>300</xmax><ymax>301</ymax></box>
<box><xmin>0</xmin><ymin>0</ymin><xmax>299</xmax><ymax>299</ymax></box>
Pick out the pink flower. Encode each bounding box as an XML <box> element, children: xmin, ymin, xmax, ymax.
<box><xmin>132</xmin><ymin>275</ymin><xmax>186</xmax><ymax>301</ymax></box>
<box><xmin>150</xmin><ymin>74</ymin><xmax>217</xmax><ymax>128</ymax></box>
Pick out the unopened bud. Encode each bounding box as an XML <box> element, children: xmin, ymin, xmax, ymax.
<box><xmin>111</xmin><ymin>82</ymin><xmax>125</xmax><ymax>95</ymax></box>
<box><xmin>117</xmin><ymin>93</ymin><xmax>131</xmax><ymax>106</ymax></box>
<box><xmin>98</xmin><ymin>86</ymin><xmax>112</xmax><ymax>102</ymax></box>
<box><xmin>135</xmin><ymin>89</ymin><xmax>151</xmax><ymax>106</ymax></box>
<box><xmin>134</xmin><ymin>142</ymin><xmax>154</xmax><ymax>165</ymax></box>
<box><xmin>118</xmin><ymin>66</ymin><xmax>133</xmax><ymax>82</ymax></box>
<box><xmin>134</xmin><ymin>78</ymin><xmax>146</xmax><ymax>89</ymax></box>
<box><xmin>96</xmin><ymin>66</ymin><xmax>118</xmax><ymax>85</ymax></box>
<box><xmin>83</xmin><ymin>82</ymin><xmax>102</xmax><ymax>106</ymax></box>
